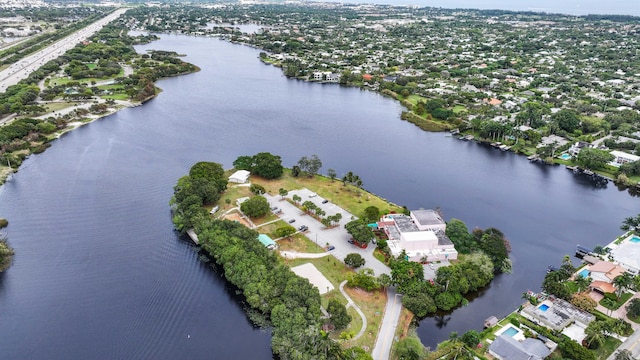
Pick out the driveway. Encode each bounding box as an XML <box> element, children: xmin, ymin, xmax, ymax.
<box><xmin>264</xmin><ymin>190</ymin><xmax>390</xmax><ymax>276</ymax></box>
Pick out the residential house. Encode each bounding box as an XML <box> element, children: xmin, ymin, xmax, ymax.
<box><xmin>609</xmin><ymin>150</ymin><xmax>640</xmax><ymax>167</ymax></box>
<box><xmin>488</xmin><ymin>335</ymin><xmax>552</xmax><ymax>360</ymax></box>
<box><xmin>229</xmin><ymin>170</ymin><xmax>250</xmax><ymax>184</ymax></box>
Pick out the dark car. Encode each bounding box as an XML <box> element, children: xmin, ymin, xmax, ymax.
<box><xmin>322</xmin><ymin>199</ymin><xmax>329</xmax><ymax>204</ymax></box>
<box><xmin>327</xmin><ymin>245</ymin><xmax>335</xmax><ymax>251</ymax></box>
<box><xmin>288</xmin><ymin>218</ymin><xmax>296</xmax><ymax>223</ymax></box>
<box><xmin>347</xmin><ymin>239</ymin><xmax>354</xmax><ymax>244</ymax></box>
<box><xmin>298</xmin><ymin>225</ymin><xmax>308</xmax><ymax>231</ymax></box>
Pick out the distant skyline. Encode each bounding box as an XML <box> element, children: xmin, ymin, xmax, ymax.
<box><xmin>316</xmin><ymin>0</ymin><xmax>640</xmax><ymax>16</ymax></box>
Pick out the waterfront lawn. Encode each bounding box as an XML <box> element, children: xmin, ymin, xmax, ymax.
<box><xmin>43</xmin><ymin>101</ymin><xmax>78</xmax><ymax>112</ymax></box>
<box><xmin>600</xmin><ymin>292</ymin><xmax>633</xmax><ymax>310</ymax></box>
<box><xmin>254</xmin><ymin>170</ymin><xmax>402</xmax><ymax>218</ymax></box>
<box><xmin>452</xmin><ymin>105</ymin><xmax>467</xmax><ymax>114</ymax></box>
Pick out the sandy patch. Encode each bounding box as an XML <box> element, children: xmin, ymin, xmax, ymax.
<box><xmin>291</xmin><ymin>263</ymin><xmax>334</xmax><ymax>295</ymax></box>
<box><xmin>222</xmin><ymin>212</ymin><xmax>252</xmax><ymax>228</ymax></box>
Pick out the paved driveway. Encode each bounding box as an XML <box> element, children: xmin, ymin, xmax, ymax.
<box><xmin>264</xmin><ymin>189</ymin><xmax>390</xmax><ymax>276</ymax></box>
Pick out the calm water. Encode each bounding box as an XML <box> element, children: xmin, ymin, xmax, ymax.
<box><xmin>0</xmin><ymin>35</ymin><xmax>638</xmax><ymax>358</ymax></box>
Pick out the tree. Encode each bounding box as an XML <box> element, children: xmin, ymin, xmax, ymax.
<box><xmin>292</xmin><ymin>194</ymin><xmax>302</xmax><ymax>205</ymax></box>
<box><xmin>0</xmin><ymin>235</ymin><xmax>14</xmax><ymax>272</ymax></box>
<box><xmin>291</xmin><ymin>165</ymin><xmax>301</xmax><ymax>177</ymax></box>
<box><xmin>344</xmin><ymin>253</ymin><xmax>365</xmax><ymax>268</ymax></box>
<box><xmin>584</xmin><ymin>321</ymin><xmax>606</xmax><ymax>349</ymax></box>
<box><xmin>402</xmin><ymin>292</ymin><xmax>436</xmax><ymax>317</ymax></box>
<box><xmin>461</xmin><ymin>330</ymin><xmax>481</xmax><ymax>348</ymax></box>
<box><xmin>298</xmin><ymin>154</ymin><xmax>322</xmax><ymax>177</ymax></box>
<box><xmin>362</xmin><ymin>206</ymin><xmax>379</xmax><ymax>222</ymax></box>
<box><xmin>576</xmin><ymin>148</ymin><xmax>614</xmax><ymax>170</ymax></box>
<box><xmin>625</xmin><ymin>298</ymin><xmax>640</xmax><ymax>318</ymax></box>
<box><xmin>343</xmin><ymin>347</ymin><xmax>373</xmax><ymax>360</ymax></box>
<box><xmin>615</xmin><ymin>349</ymin><xmax>634</xmax><ymax>360</ymax></box>
<box><xmin>188</xmin><ymin>161</ymin><xmax>227</xmax><ymax>191</ymax></box>
<box><xmin>327</xmin><ymin>299</ymin><xmax>351</xmax><ymax>330</ymax></box>
<box><xmin>390</xmin><ymin>257</ymin><xmax>424</xmax><ymax>294</ymax></box>
<box><xmin>278</xmin><ymin>188</ymin><xmax>288</xmax><ymax>199</ymax></box>
<box><xmin>345</xmin><ymin>219</ymin><xmax>374</xmax><ymax>245</ymax></box>
<box><xmin>250</xmin><ymin>184</ymin><xmax>266</xmax><ymax>195</ymax></box>
<box><xmin>275</xmin><ymin>225</ymin><xmax>296</xmax><ymax>239</ymax></box>
<box><xmin>377</xmin><ymin>273</ymin><xmax>392</xmax><ymax>288</ymax></box>
<box><xmin>394</xmin><ymin>336</ymin><xmax>426</xmax><ymax>360</ymax></box>
<box><xmin>240</xmin><ymin>196</ymin><xmax>269</xmax><ymax>218</ymax></box>
<box><xmin>327</xmin><ymin>168</ymin><xmax>337</xmax><ymax>182</ymax></box>
<box><xmin>551</xmin><ymin>108</ymin><xmax>580</xmax><ymax>133</ymax></box>
<box><xmin>613</xmin><ymin>273</ymin><xmax>634</xmax><ymax>298</ymax></box>
<box><xmin>251</xmin><ymin>152</ymin><xmax>284</xmax><ymax>179</ymax></box>
<box><xmin>621</xmin><ymin>214</ymin><xmax>640</xmax><ymax>231</ymax></box>
<box><xmin>445</xmin><ymin>219</ymin><xmax>476</xmax><ymax>254</ymax></box>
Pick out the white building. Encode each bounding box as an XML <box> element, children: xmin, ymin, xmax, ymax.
<box><xmin>377</xmin><ymin>210</ymin><xmax>458</xmax><ymax>262</ymax></box>
<box><xmin>228</xmin><ymin>170</ymin><xmax>250</xmax><ymax>183</ymax></box>
<box><xmin>609</xmin><ymin>150</ymin><xmax>640</xmax><ymax>167</ymax></box>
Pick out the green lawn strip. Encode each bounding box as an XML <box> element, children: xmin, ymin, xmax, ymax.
<box><xmin>600</xmin><ymin>292</ymin><xmax>633</xmax><ymax>310</ymax></box>
<box><xmin>277</xmin><ymin>233</ymin><xmax>325</xmax><ymax>253</ymax></box>
<box><xmin>43</xmin><ymin>101</ymin><xmax>78</xmax><ymax>112</ymax></box>
<box><xmin>593</xmin><ymin>337</ymin><xmax>622</xmax><ymax>360</ymax></box>
<box><xmin>101</xmin><ymin>94</ymin><xmax>129</xmax><ymax>100</ymax></box>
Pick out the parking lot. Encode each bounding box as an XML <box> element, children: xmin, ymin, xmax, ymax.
<box><xmin>264</xmin><ymin>188</ymin><xmax>390</xmax><ymax>276</ymax></box>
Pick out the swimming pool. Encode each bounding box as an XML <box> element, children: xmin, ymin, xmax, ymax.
<box><xmin>559</xmin><ymin>153</ymin><xmax>572</xmax><ymax>160</ymax></box>
<box><xmin>502</xmin><ymin>326</ymin><xmax>519</xmax><ymax>337</ymax></box>
<box><xmin>630</xmin><ymin>236</ymin><xmax>640</xmax><ymax>244</ymax></box>
<box><xmin>578</xmin><ymin>269</ymin><xmax>590</xmax><ymax>278</ymax></box>
<box><xmin>538</xmin><ymin>304</ymin><xmax>550</xmax><ymax>312</ymax></box>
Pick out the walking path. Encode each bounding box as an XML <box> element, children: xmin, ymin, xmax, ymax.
<box><xmin>339</xmin><ymin>280</ymin><xmax>368</xmax><ymax>341</ymax></box>
<box><xmin>279</xmin><ymin>250</ymin><xmax>330</xmax><ymax>259</ymax></box>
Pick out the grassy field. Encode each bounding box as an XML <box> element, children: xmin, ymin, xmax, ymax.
<box><xmin>345</xmin><ymin>286</ymin><xmax>387</xmax><ymax>350</ymax></box>
<box><xmin>252</xmin><ymin>170</ymin><xmax>403</xmax><ymax>219</ymax></box>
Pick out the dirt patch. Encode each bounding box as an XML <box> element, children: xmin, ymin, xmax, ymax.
<box><xmin>222</xmin><ymin>212</ymin><xmax>252</xmax><ymax>228</ymax></box>
<box><xmin>398</xmin><ymin>309</ymin><xmax>414</xmax><ymax>339</ymax></box>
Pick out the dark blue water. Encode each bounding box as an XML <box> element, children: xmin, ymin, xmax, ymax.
<box><xmin>0</xmin><ymin>35</ymin><xmax>638</xmax><ymax>357</ymax></box>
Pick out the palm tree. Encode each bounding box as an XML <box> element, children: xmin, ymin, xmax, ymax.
<box><xmin>575</xmin><ymin>275</ymin><xmax>592</xmax><ymax>292</ymax></box>
<box><xmin>613</xmin><ymin>273</ymin><xmax>634</xmax><ymax>298</ymax></box>
<box><xmin>584</xmin><ymin>321</ymin><xmax>606</xmax><ymax>348</ymax></box>
<box><xmin>602</xmin><ymin>297</ymin><xmax>617</xmax><ymax>317</ymax></box>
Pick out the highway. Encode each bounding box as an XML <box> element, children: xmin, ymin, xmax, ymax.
<box><xmin>0</xmin><ymin>8</ymin><xmax>128</xmax><ymax>94</ymax></box>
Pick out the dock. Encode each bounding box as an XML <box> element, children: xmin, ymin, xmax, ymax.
<box><xmin>187</xmin><ymin>228</ymin><xmax>199</xmax><ymax>244</ymax></box>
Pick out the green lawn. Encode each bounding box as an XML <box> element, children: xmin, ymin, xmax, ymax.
<box><xmin>593</xmin><ymin>337</ymin><xmax>622</xmax><ymax>360</ymax></box>
<box><xmin>452</xmin><ymin>105</ymin><xmax>467</xmax><ymax>114</ymax></box>
<box><xmin>101</xmin><ymin>94</ymin><xmax>129</xmax><ymax>100</ymax></box>
<box><xmin>600</xmin><ymin>292</ymin><xmax>634</xmax><ymax>310</ymax></box>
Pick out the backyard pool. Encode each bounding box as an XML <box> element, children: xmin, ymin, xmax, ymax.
<box><xmin>502</xmin><ymin>326</ymin><xmax>520</xmax><ymax>337</ymax></box>
<box><xmin>559</xmin><ymin>153</ymin><xmax>572</xmax><ymax>160</ymax></box>
<box><xmin>630</xmin><ymin>236</ymin><xmax>640</xmax><ymax>244</ymax></box>
<box><xmin>578</xmin><ymin>269</ymin><xmax>590</xmax><ymax>278</ymax></box>
<box><xmin>538</xmin><ymin>304</ymin><xmax>550</xmax><ymax>312</ymax></box>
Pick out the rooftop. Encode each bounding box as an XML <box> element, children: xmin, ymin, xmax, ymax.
<box><xmin>411</xmin><ymin>209</ymin><xmax>445</xmax><ymax>226</ymax></box>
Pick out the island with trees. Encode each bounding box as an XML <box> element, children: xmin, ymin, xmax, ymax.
<box><xmin>169</xmin><ymin>152</ymin><xmax>515</xmax><ymax>359</ymax></box>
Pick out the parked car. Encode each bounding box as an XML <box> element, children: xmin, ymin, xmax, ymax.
<box><xmin>429</xmin><ymin>263</ymin><xmax>435</xmax><ymax>270</ymax></box>
<box><xmin>322</xmin><ymin>199</ymin><xmax>329</xmax><ymax>204</ymax></box>
<box><xmin>347</xmin><ymin>239</ymin><xmax>354</xmax><ymax>244</ymax></box>
<box><xmin>327</xmin><ymin>245</ymin><xmax>335</xmax><ymax>251</ymax></box>
<box><xmin>298</xmin><ymin>225</ymin><xmax>308</xmax><ymax>231</ymax></box>
<box><xmin>288</xmin><ymin>218</ymin><xmax>296</xmax><ymax>223</ymax></box>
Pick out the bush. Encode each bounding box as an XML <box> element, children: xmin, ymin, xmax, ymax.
<box><xmin>510</xmin><ymin>318</ymin><xmax>520</xmax><ymax>327</ymax></box>
<box><xmin>0</xmin><ymin>218</ymin><xmax>7</xmax><ymax>229</ymax></box>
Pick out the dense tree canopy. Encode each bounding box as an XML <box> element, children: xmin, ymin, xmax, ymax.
<box><xmin>576</xmin><ymin>148</ymin><xmax>614</xmax><ymax>170</ymax></box>
<box><xmin>240</xmin><ymin>195</ymin><xmax>270</xmax><ymax>218</ymax></box>
<box><xmin>233</xmin><ymin>152</ymin><xmax>284</xmax><ymax>179</ymax></box>
<box><xmin>344</xmin><ymin>219</ymin><xmax>374</xmax><ymax>245</ymax></box>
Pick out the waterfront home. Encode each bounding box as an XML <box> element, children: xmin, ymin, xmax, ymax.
<box><xmin>488</xmin><ymin>334</ymin><xmax>552</xmax><ymax>360</ymax></box>
<box><xmin>582</xmin><ymin>260</ymin><xmax>627</xmax><ymax>295</ymax></box>
<box><xmin>607</xmin><ymin>233</ymin><xmax>640</xmax><ymax>275</ymax></box>
<box><xmin>376</xmin><ymin>210</ymin><xmax>458</xmax><ymax>262</ymax></box>
<box><xmin>609</xmin><ymin>150</ymin><xmax>640</xmax><ymax>167</ymax></box>
<box><xmin>520</xmin><ymin>298</ymin><xmax>594</xmax><ymax>333</ymax></box>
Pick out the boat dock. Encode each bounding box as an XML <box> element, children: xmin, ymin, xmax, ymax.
<box><xmin>187</xmin><ymin>229</ymin><xmax>199</xmax><ymax>244</ymax></box>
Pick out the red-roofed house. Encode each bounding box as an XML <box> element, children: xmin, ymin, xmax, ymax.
<box><xmin>362</xmin><ymin>74</ymin><xmax>373</xmax><ymax>82</ymax></box>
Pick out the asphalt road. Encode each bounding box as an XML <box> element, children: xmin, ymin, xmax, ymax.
<box><xmin>0</xmin><ymin>8</ymin><xmax>128</xmax><ymax>94</ymax></box>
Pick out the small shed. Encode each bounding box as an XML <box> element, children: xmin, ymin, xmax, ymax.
<box><xmin>484</xmin><ymin>316</ymin><xmax>499</xmax><ymax>328</ymax></box>
<box><xmin>258</xmin><ymin>234</ymin><xmax>276</xmax><ymax>250</ymax></box>
<box><xmin>229</xmin><ymin>170</ymin><xmax>250</xmax><ymax>184</ymax></box>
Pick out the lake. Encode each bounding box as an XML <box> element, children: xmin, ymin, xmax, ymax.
<box><xmin>0</xmin><ymin>34</ymin><xmax>637</xmax><ymax>357</ymax></box>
